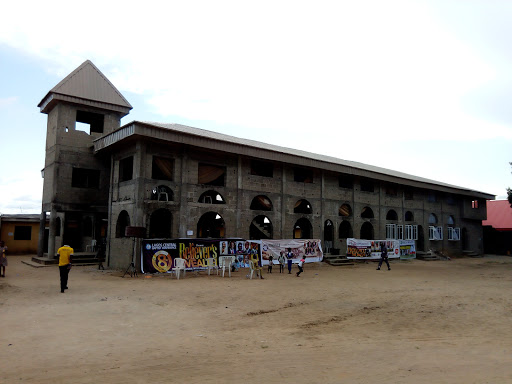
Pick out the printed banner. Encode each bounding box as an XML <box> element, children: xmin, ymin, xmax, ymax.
<box><xmin>260</xmin><ymin>239</ymin><xmax>323</xmax><ymax>265</ymax></box>
<box><xmin>346</xmin><ymin>238</ymin><xmax>400</xmax><ymax>259</ymax></box>
<box><xmin>399</xmin><ymin>240</ymin><xmax>416</xmax><ymax>259</ymax></box>
<box><xmin>141</xmin><ymin>238</ymin><xmax>262</xmax><ymax>273</ymax></box>
<box><xmin>219</xmin><ymin>240</ymin><xmax>261</xmax><ymax>268</ymax></box>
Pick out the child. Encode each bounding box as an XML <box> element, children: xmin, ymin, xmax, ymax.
<box><xmin>267</xmin><ymin>254</ymin><xmax>274</xmax><ymax>273</ymax></box>
<box><xmin>296</xmin><ymin>256</ymin><xmax>305</xmax><ymax>277</ymax></box>
<box><xmin>278</xmin><ymin>252</ymin><xmax>286</xmax><ymax>273</ymax></box>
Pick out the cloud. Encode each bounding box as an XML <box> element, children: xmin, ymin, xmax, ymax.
<box><xmin>0</xmin><ymin>97</ymin><xmax>17</xmax><ymax>108</ymax></box>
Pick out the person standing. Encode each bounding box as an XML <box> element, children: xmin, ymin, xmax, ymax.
<box><xmin>0</xmin><ymin>240</ymin><xmax>8</xmax><ymax>277</ymax></box>
<box><xmin>58</xmin><ymin>244</ymin><xmax>74</xmax><ymax>293</ymax></box>
<box><xmin>278</xmin><ymin>252</ymin><xmax>286</xmax><ymax>273</ymax></box>
<box><xmin>286</xmin><ymin>248</ymin><xmax>293</xmax><ymax>274</ymax></box>
<box><xmin>376</xmin><ymin>242</ymin><xmax>391</xmax><ymax>271</ymax></box>
<box><xmin>296</xmin><ymin>256</ymin><xmax>305</xmax><ymax>277</ymax></box>
<box><xmin>267</xmin><ymin>254</ymin><xmax>274</xmax><ymax>273</ymax></box>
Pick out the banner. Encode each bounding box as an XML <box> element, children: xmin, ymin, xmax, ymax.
<box><xmin>260</xmin><ymin>239</ymin><xmax>323</xmax><ymax>265</ymax></box>
<box><xmin>346</xmin><ymin>238</ymin><xmax>400</xmax><ymax>260</ymax></box>
<box><xmin>399</xmin><ymin>240</ymin><xmax>416</xmax><ymax>259</ymax></box>
<box><xmin>219</xmin><ymin>240</ymin><xmax>261</xmax><ymax>268</ymax></box>
<box><xmin>141</xmin><ymin>238</ymin><xmax>261</xmax><ymax>273</ymax></box>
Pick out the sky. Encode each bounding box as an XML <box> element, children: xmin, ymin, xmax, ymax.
<box><xmin>0</xmin><ymin>0</ymin><xmax>511</xmax><ymax>215</ymax></box>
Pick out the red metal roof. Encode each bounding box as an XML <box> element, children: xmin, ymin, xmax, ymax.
<box><xmin>482</xmin><ymin>200</ymin><xmax>512</xmax><ymax>231</ymax></box>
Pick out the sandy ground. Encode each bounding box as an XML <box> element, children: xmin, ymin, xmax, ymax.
<box><xmin>1</xmin><ymin>255</ymin><xmax>511</xmax><ymax>384</ymax></box>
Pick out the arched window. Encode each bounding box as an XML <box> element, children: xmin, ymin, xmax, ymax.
<box><xmin>250</xmin><ymin>195</ymin><xmax>273</xmax><ymax>211</ymax></box>
<box><xmin>339</xmin><ymin>204</ymin><xmax>352</xmax><ymax>217</ymax></box>
<box><xmin>361</xmin><ymin>206</ymin><xmax>374</xmax><ymax>219</ymax></box>
<box><xmin>360</xmin><ymin>222</ymin><xmax>374</xmax><ymax>240</ymax></box>
<box><xmin>339</xmin><ymin>220</ymin><xmax>353</xmax><ymax>238</ymax></box>
<box><xmin>116</xmin><ymin>211</ymin><xmax>130</xmax><ymax>238</ymax></box>
<box><xmin>250</xmin><ymin>215</ymin><xmax>273</xmax><ymax>239</ymax></box>
<box><xmin>149</xmin><ymin>209</ymin><xmax>172</xmax><ymax>238</ymax></box>
<box><xmin>405</xmin><ymin>211</ymin><xmax>414</xmax><ymax>222</ymax></box>
<box><xmin>386</xmin><ymin>210</ymin><xmax>398</xmax><ymax>221</ymax></box>
<box><xmin>197</xmin><ymin>212</ymin><xmax>225</xmax><ymax>238</ymax></box>
<box><xmin>428</xmin><ymin>213</ymin><xmax>438</xmax><ymax>225</ymax></box>
<box><xmin>293</xmin><ymin>218</ymin><xmax>312</xmax><ymax>239</ymax></box>
<box><xmin>447</xmin><ymin>215</ymin><xmax>455</xmax><ymax>226</ymax></box>
<box><xmin>294</xmin><ymin>199</ymin><xmax>312</xmax><ymax>214</ymax></box>
<box><xmin>199</xmin><ymin>190</ymin><xmax>226</xmax><ymax>204</ymax></box>
<box><xmin>151</xmin><ymin>185</ymin><xmax>174</xmax><ymax>201</ymax></box>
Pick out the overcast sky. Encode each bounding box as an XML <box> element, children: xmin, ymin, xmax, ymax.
<box><xmin>0</xmin><ymin>0</ymin><xmax>511</xmax><ymax>214</ymax></box>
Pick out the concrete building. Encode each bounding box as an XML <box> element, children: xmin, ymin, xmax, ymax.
<box><xmin>37</xmin><ymin>60</ymin><xmax>495</xmax><ymax>269</ymax></box>
<box><xmin>1</xmin><ymin>214</ymin><xmax>48</xmax><ymax>254</ymax></box>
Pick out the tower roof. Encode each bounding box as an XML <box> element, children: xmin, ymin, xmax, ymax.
<box><xmin>38</xmin><ymin>60</ymin><xmax>132</xmax><ymax>116</ymax></box>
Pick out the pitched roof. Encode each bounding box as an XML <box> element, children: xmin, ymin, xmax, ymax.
<box><xmin>38</xmin><ymin>60</ymin><xmax>132</xmax><ymax>115</ymax></box>
<box><xmin>482</xmin><ymin>200</ymin><xmax>512</xmax><ymax>231</ymax></box>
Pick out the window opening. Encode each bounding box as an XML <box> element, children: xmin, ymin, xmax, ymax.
<box><xmin>428</xmin><ymin>213</ymin><xmax>438</xmax><ymax>225</ymax></box>
<box><xmin>152</xmin><ymin>156</ymin><xmax>174</xmax><ymax>181</ymax></box>
<box><xmin>197</xmin><ymin>212</ymin><xmax>225</xmax><ymax>238</ymax></box>
<box><xmin>338</xmin><ymin>174</ymin><xmax>353</xmax><ymax>189</ymax></box>
<box><xmin>250</xmin><ymin>160</ymin><xmax>274</xmax><ymax>177</ymax></box>
<box><xmin>360</xmin><ymin>178</ymin><xmax>374</xmax><ymax>192</ymax></box>
<box><xmin>250</xmin><ymin>215</ymin><xmax>273</xmax><ymax>239</ymax></box>
<box><xmin>294</xmin><ymin>167</ymin><xmax>313</xmax><ymax>183</ymax></box>
<box><xmin>339</xmin><ymin>221</ymin><xmax>353</xmax><ymax>238</ymax></box>
<box><xmin>72</xmin><ymin>168</ymin><xmax>100</xmax><ymax>189</ymax></box>
<box><xmin>339</xmin><ymin>204</ymin><xmax>352</xmax><ymax>217</ymax></box>
<box><xmin>198</xmin><ymin>163</ymin><xmax>226</xmax><ymax>186</ymax></box>
<box><xmin>250</xmin><ymin>195</ymin><xmax>273</xmax><ymax>211</ymax></box>
<box><xmin>119</xmin><ymin>156</ymin><xmax>134</xmax><ymax>182</ymax></box>
<box><xmin>14</xmin><ymin>226</ymin><xmax>31</xmax><ymax>240</ymax></box>
<box><xmin>405</xmin><ymin>211</ymin><xmax>414</xmax><ymax>222</ymax></box>
<box><xmin>76</xmin><ymin>110</ymin><xmax>104</xmax><ymax>134</ymax></box>
<box><xmin>115</xmin><ymin>211</ymin><xmax>130</xmax><ymax>238</ymax></box>
<box><xmin>199</xmin><ymin>190</ymin><xmax>226</xmax><ymax>204</ymax></box>
<box><xmin>471</xmin><ymin>200</ymin><xmax>479</xmax><ymax>209</ymax></box>
<box><xmin>294</xmin><ymin>199</ymin><xmax>313</xmax><ymax>214</ymax></box>
<box><xmin>386</xmin><ymin>210</ymin><xmax>398</xmax><ymax>221</ymax></box>
<box><xmin>361</xmin><ymin>206</ymin><xmax>374</xmax><ymax>219</ymax></box>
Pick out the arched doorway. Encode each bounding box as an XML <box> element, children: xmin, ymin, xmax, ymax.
<box><xmin>324</xmin><ymin>220</ymin><xmax>334</xmax><ymax>253</ymax></box>
<box><xmin>149</xmin><ymin>209</ymin><xmax>172</xmax><ymax>238</ymax></box>
<box><xmin>250</xmin><ymin>215</ymin><xmax>273</xmax><ymax>239</ymax></box>
<box><xmin>339</xmin><ymin>220</ymin><xmax>353</xmax><ymax>238</ymax></box>
<box><xmin>293</xmin><ymin>218</ymin><xmax>312</xmax><ymax>239</ymax></box>
<box><xmin>197</xmin><ymin>212</ymin><xmax>225</xmax><ymax>238</ymax></box>
<box><xmin>116</xmin><ymin>211</ymin><xmax>130</xmax><ymax>238</ymax></box>
<box><xmin>360</xmin><ymin>222</ymin><xmax>374</xmax><ymax>240</ymax></box>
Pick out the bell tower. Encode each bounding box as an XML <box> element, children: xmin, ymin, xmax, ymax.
<box><xmin>37</xmin><ymin>60</ymin><xmax>132</xmax><ymax>258</ymax></box>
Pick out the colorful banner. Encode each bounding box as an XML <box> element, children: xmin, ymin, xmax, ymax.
<box><xmin>346</xmin><ymin>238</ymin><xmax>400</xmax><ymax>259</ymax></box>
<box><xmin>141</xmin><ymin>238</ymin><xmax>262</xmax><ymax>273</ymax></box>
<box><xmin>260</xmin><ymin>239</ymin><xmax>323</xmax><ymax>265</ymax></box>
<box><xmin>399</xmin><ymin>240</ymin><xmax>416</xmax><ymax>259</ymax></box>
<box><xmin>219</xmin><ymin>240</ymin><xmax>261</xmax><ymax>268</ymax></box>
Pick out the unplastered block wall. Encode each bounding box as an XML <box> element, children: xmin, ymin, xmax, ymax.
<box><xmin>108</xmin><ymin>202</ymin><xmax>137</xmax><ymax>269</ymax></box>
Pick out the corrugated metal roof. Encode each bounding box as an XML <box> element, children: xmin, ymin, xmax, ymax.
<box><xmin>482</xmin><ymin>200</ymin><xmax>512</xmax><ymax>230</ymax></box>
<box><xmin>95</xmin><ymin>120</ymin><xmax>495</xmax><ymax>199</ymax></box>
<box><xmin>38</xmin><ymin>60</ymin><xmax>132</xmax><ymax>112</ymax></box>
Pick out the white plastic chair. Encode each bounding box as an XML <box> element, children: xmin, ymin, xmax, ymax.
<box><xmin>85</xmin><ymin>239</ymin><xmax>97</xmax><ymax>252</ymax></box>
<box><xmin>174</xmin><ymin>258</ymin><xmax>186</xmax><ymax>279</ymax></box>
<box><xmin>248</xmin><ymin>260</ymin><xmax>260</xmax><ymax>279</ymax></box>
<box><xmin>206</xmin><ymin>257</ymin><xmax>218</xmax><ymax>275</ymax></box>
<box><xmin>218</xmin><ymin>256</ymin><xmax>235</xmax><ymax>277</ymax></box>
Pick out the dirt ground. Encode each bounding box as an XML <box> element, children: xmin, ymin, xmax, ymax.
<box><xmin>1</xmin><ymin>255</ymin><xmax>511</xmax><ymax>384</ymax></box>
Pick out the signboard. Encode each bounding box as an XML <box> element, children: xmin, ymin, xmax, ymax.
<box><xmin>260</xmin><ymin>239</ymin><xmax>323</xmax><ymax>265</ymax></box>
<box><xmin>346</xmin><ymin>238</ymin><xmax>400</xmax><ymax>260</ymax></box>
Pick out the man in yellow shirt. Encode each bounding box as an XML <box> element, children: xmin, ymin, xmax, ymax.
<box><xmin>57</xmin><ymin>245</ymin><xmax>73</xmax><ymax>293</ymax></box>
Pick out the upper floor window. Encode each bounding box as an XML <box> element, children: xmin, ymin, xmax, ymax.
<box><xmin>294</xmin><ymin>167</ymin><xmax>313</xmax><ymax>183</ymax></box>
<box><xmin>472</xmin><ymin>200</ymin><xmax>479</xmax><ymax>209</ymax></box>
<box><xmin>404</xmin><ymin>188</ymin><xmax>414</xmax><ymax>200</ymax></box>
<box><xmin>198</xmin><ymin>163</ymin><xmax>225</xmax><ymax>186</ymax></box>
<box><xmin>72</xmin><ymin>167</ymin><xmax>100</xmax><ymax>189</ymax></box>
<box><xmin>152</xmin><ymin>156</ymin><xmax>174</xmax><ymax>181</ymax></box>
<box><xmin>338</xmin><ymin>174</ymin><xmax>353</xmax><ymax>189</ymax></box>
<box><xmin>250</xmin><ymin>195</ymin><xmax>273</xmax><ymax>211</ymax></box>
<box><xmin>250</xmin><ymin>160</ymin><xmax>274</xmax><ymax>178</ymax></box>
<box><xmin>385</xmin><ymin>184</ymin><xmax>398</xmax><ymax>196</ymax></box>
<box><xmin>427</xmin><ymin>191</ymin><xmax>437</xmax><ymax>202</ymax></box>
<box><xmin>76</xmin><ymin>110</ymin><xmax>104</xmax><ymax>134</ymax></box>
<box><xmin>119</xmin><ymin>156</ymin><xmax>134</xmax><ymax>182</ymax></box>
<box><xmin>360</xmin><ymin>178</ymin><xmax>374</xmax><ymax>192</ymax></box>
